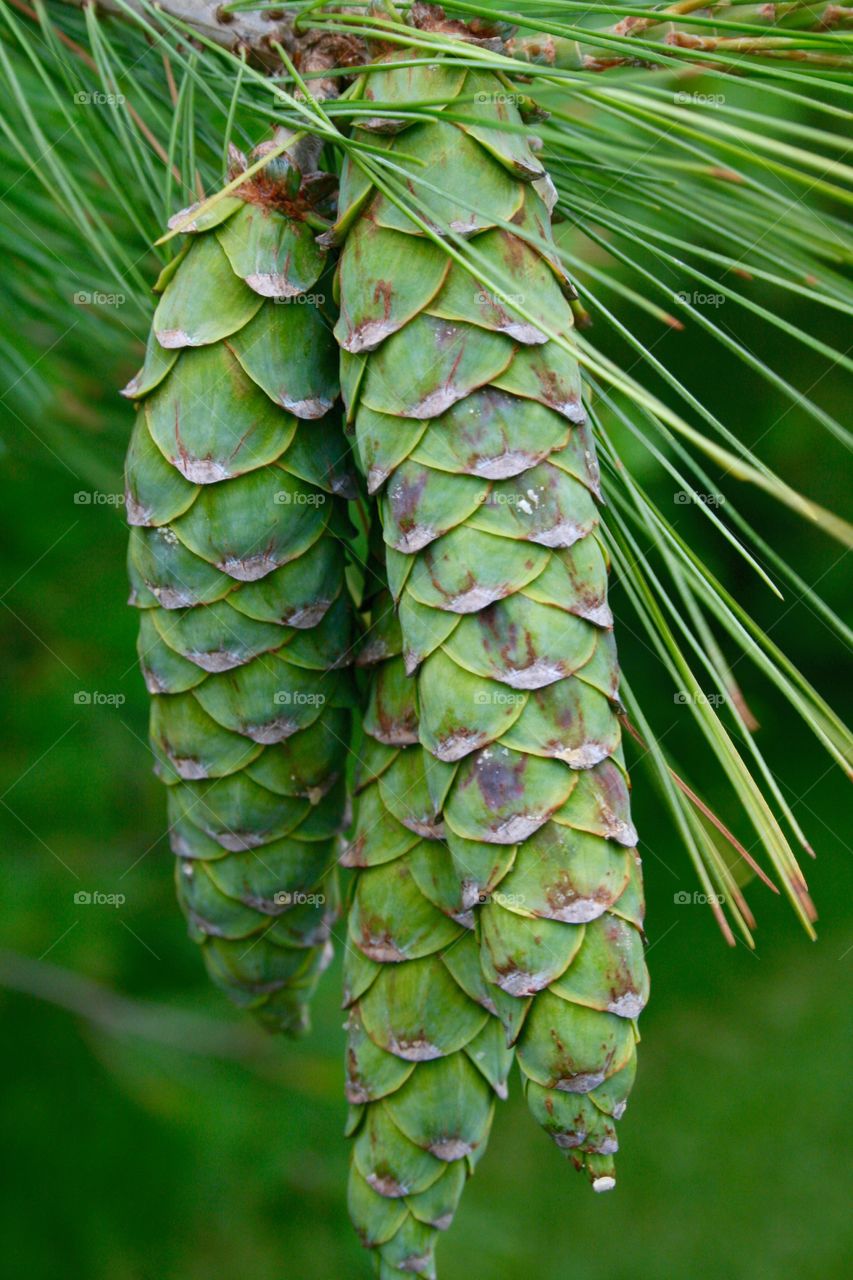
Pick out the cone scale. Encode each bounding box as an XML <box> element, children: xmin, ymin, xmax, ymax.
<box><xmin>332</xmin><ymin>43</ymin><xmax>649</xmax><ymax>1208</ymax></box>
<box><xmin>124</xmin><ymin>153</ymin><xmax>357</xmax><ymax>1034</ymax></box>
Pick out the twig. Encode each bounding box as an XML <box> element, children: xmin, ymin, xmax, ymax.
<box><xmin>0</xmin><ymin>945</ymin><xmax>263</xmax><ymax>1056</ymax></box>
<box><xmin>55</xmin><ymin>0</ymin><xmax>296</xmax><ymax>57</ymax></box>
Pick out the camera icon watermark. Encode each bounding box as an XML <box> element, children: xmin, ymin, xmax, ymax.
<box><xmin>74</xmin><ymin>490</ymin><xmax>125</xmax><ymax>505</ymax></box>
<box><xmin>73</xmin><ymin>690</ymin><xmax>126</xmax><ymax>707</ymax></box>
<box><xmin>273</xmin><ymin>292</ymin><xmax>325</xmax><ymax>306</ymax></box>
<box><xmin>476</xmin><ymin>289</ymin><xmax>525</xmax><ymax>307</ymax></box>
<box><xmin>74</xmin><ymin>889</ymin><xmax>126</xmax><ymax>907</ymax></box>
<box><xmin>72</xmin><ymin>291</ymin><xmax>125</xmax><ymax>307</ymax></box>
<box><xmin>673</xmin><ymin>691</ymin><xmax>726</xmax><ymax>707</ymax></box>
<box><xmin>674</xmin><ymin>491</ymin><xmax>725</xmax><ymax>507</ymax></box>
<box><xmin>472</xmin><ymin>890</ymin><xmax>526</xmax><ymax>907</ymax></box>
<box><xmin>273</xmin><ymin>491</ymin><xmax>326</xmax><ymax>506</ymax></box>
<box><xmin>473</xmin><ymin>689</ymin><xmax>524</xmax><ymax>706</ymax></box>
<box><xmin>273</xmin><ymin>890</ymin><xmax>326</xmax><ymax>907</ymax></box>
<box><xmin>475</xmin><ymin>489</ymin><xmax>541</xmax><ymax>510</ymax></box>
<box><xmin>273</xmin><ymin>691</ymin><xmax>325</xmax><ymax>706</ymax></box>
<box><xmin>74</xmin><ymin>90</ymin><xmax>126</xmax><ymax>107</ymax></box>
<box><xmin>674</xmin><ymin>92</ymin><xmax>726</xmax><ymax>107</ymax></box>
<box><xmin>473</xmin><ymin>91</ymin><xmax>525</xmax><ymax>106</ymax></box>
<box><xmin>676</xmin><ymin>290</ymin><xmax>725</xmax><ymax>308</ymax></box>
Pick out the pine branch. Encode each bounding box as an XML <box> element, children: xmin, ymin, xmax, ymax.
<box><xmin>48</xmin><ymin>0</ymin><xmax>853</xmax><ymax>74</ymax></box>
<box><xmin>55</xmin><ymin>0</ymin><xmax>296</xmax><ymax>58</ymax></box>
<box><xmin>505</xmin><ymin>3</ymin><xmax>853</xmax><ymax>73</ymax></box>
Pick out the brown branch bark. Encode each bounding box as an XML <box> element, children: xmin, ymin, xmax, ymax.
<box><xmin>50</xmin><ymin>0</ymin><xmax>853</xmax><ymax>73</ymax></box>
<box><xmin>55</xmin><ymin>0</ymin><xmax>297</xmax><ymax>57</ymax></box>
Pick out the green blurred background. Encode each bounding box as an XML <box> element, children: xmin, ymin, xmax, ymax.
<box><xmin>1</xmin><ymin>55</ymin><xmax>851</xmax><ymax>1280</ymax></box>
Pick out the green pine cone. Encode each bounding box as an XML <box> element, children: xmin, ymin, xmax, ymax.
<box><xmin>124</xmin><ymin>153</ymin><xmax>357</xmax><ymax>1035</ymax></box>
<box><xmin>334</xmin><ymin>52</ymin><xmax>648</xmax><ymax>1184</ymax></box>
<box><xmin>342</xmin><ymin>564</ymin><xmax>517</xmax><ymax>1276</ymax></box>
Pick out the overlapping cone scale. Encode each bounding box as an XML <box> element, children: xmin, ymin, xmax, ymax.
<box><xmin>342</xmin><ymin>570</ymin><xmax>513</xmax><ymax>1276</ymax></box>
<box><xmin>124</xmin><ymin>166</ymin><xmax>357</xmax><ymax>1035</ymax></box>
<box><xmin>335</xmin><ymin>51</ymin><xmax>648</xmax><ymax>1194</ymax></box>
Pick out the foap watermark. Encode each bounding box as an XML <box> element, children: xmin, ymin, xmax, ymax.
<box><xmin>274</xmin><ymin>491</ymin><xmax>326</xmax><ymax>506</ymax></box>
<box><xmin>74</xmin><ymin>490</ymin><xmax>125</xmax><ymax>506</ymax></box>
<box><xmin>273</xmin><ymin>292</ymin><xmax>325</xmax><ymax>306</ymax></box>
<box><xmin>273</xmin><ymin>890</ymin><xmax>326</xmax><ymax>907</ymax></box>
<box><xmin>674</xmin><ymin>491</ymin><xmax>725</xmax><ymax>507</ymax></box>
<box><xmin>269</xmin><ymin>82</ymin><xmax>322</xmax><ymax>109</ymax></box>
<box><xmin>676</xmin><ymin>290</ymin><xmax>725</xmax><ymax>308</ymax></box>
<box><xmin>476</xmin><ymin>488</ymin><xmax>544</xmax><ymax>510</ymax></box>
<box><xmin>674</xmin><ymin>91</ymin><xmax>726</xmax><ymax>107</ymax></box>
<box><xmin>74</xmin><ymin>889</ymin><xmax>126</xmax><ymax>907</ymax></box>
<box><xmin>476</xmin><ymin>289</ymin><xmax>525</xmax><ymax>307</ymax></box>
<box><xmin>673</xmin><ymin>691</ymin><xmax>726</xmax><ymax>707</ymax></box>
<box><xmin>74</xmin><ymin>90</ymin><xmax>126</xmax><ymax>107</ymax></box>
<box><xmin>73</xmin><ymin>291</ymin><xmax>125</xmax><ymax>307</ymax></box>
<box><xmin>473</xmin><ymin>890</ymin><xmax>526</xmax><ymax>908</ymax></box>
<box><xmin>74</xmin><ymin>690</ymin><xmax>126</xmax><ymax>707</ymax></box>
<box><xmin>673</xmin><ymin>890</ymin><xmax>724</xmax><ymax>906</ymax></box>
<box><xmin>473</xmin><ymin>90</ymin><xmax>526</xmax><ymax>106</ymax></box>
<box><xmin>274</xmin><ymin>690</ymin><xmax>326</xmax><ymax>706</ymax></box>
<box><xmin>474</xmin><ymin>689</ymin><xmax>524</xmax><ymax>707</ymax></box>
